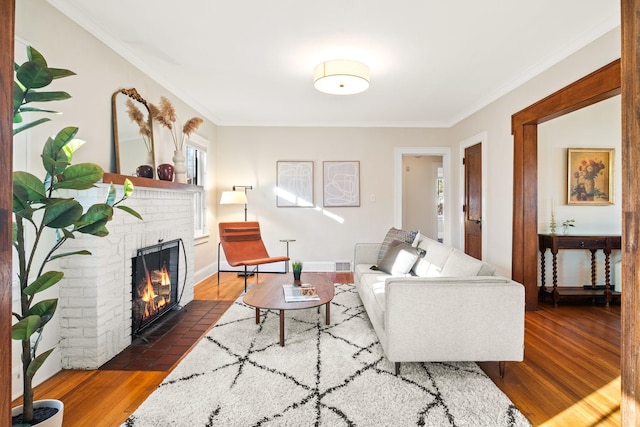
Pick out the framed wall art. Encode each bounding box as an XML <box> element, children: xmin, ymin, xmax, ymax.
<box><xmin>323</xmin><ymin>161</ymin><xmax>360</xmax><ymax>207</ymax></box>
<box><xmin>276</xmin><ymin>161</ymin><xmax>314</xmax><ymax>207</ymax></box>
<box><xmin>567</xmin><ymin>148</ymin><xmax>614</xmax><ymax>205</ymax></box>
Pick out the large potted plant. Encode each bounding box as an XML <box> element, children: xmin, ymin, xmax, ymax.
<box><xmin>11</xmin><ymin>46</ymin><xmax>141</xmax><ymax>426</ymax></box>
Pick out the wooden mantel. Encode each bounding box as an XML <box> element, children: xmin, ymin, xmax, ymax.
<box><xmin>102</xmin><ymin>173</ymin><xmax>203</xmax><ymax>192</ymax></box>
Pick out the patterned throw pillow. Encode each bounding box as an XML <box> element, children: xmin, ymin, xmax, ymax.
<box><xmin>377</xmin><ymin>227</ymin><xmax>419</xmax><ymax>263</ymax></box>
<box><xmin>376</xmin><ymin>240</ymin><xmax>425</xmax><ymax>275</ymax></box>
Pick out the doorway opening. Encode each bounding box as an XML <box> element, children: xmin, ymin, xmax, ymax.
<box><xmin>394</xmin><ymin>147</ymin><xmax>451</xmax><ymax>245</ymax></box>
<box><xmin>401</xmin><ymin>155</ymin><xmax>444</xmax><ymax>242</ymax></box>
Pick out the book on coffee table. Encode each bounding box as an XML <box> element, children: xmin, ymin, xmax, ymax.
<box><xmin>282</xmin><ymin>284</ymin><xmax>320</xmax><ymax>302</ymax></box>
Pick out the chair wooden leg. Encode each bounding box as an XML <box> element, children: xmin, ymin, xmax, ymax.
<box><xmin>244</xmin><ymin>266</ymin><xmax>248</xmax><ymax>292</ymax></box>
<box><xmin>499</xmin><ymin>361</ymin><xmax>505</xmax><ymax>378</ymax></box>
<box><xmin>395</xmin><ymin>362</ymin><xmax>400</xmax><ymax>375</ymax></box>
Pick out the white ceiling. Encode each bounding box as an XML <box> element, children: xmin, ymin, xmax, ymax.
<box><xmin>48</xmin><ymin>0</ymin><xmax>620</xmax><ymax>128</ymax></box>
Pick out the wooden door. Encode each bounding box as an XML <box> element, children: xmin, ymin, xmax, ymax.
<box><xmin>464</xmin><ymin>143</ymin><xmax>482</xmax><ymax>260</ymax></box>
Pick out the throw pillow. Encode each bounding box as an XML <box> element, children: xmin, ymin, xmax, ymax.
<box><xmin>478</xmin><ymin>262</ymin><xmax>497</xmax><ymax>276</ymax></box>
<box><xmin>412</xmin><ymin>240</ymin><xmax>453</xmax><ymax>277</ymax></box>
<box><xmin>377</xmin><ymin>240</ymin><xmax>425</xmax><ymax>275</ymax></box>
<box><xmin>377</xmin><ymin>227</ymin><xmax>419</xmax><ymax>263</ymax></box>
<box><xmin>411</xmin><ymin>231</ymin><xmax>422</xmax><ymax>247</ymax></box>
<box><xmin>440</xmin><ymin>249</ymin><xmax>484</xmax><ymax>277</ymax></box>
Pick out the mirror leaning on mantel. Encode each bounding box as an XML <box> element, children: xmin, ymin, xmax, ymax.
<box><xmin>112</xmin><ymin>88</ymin><xmax>156</xmax><ymax>178</ymax></box>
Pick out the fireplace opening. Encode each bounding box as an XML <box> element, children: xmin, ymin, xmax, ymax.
<box><xmin>132</xmin><ymin>239</ymin><xmax>180</xmax><ymax>335</ymax></box>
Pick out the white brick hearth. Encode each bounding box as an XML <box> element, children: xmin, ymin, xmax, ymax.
<box><xmin>56</xmin><ymin>183</ymin><xmax>197</xmax><ymax>369</ymax></box>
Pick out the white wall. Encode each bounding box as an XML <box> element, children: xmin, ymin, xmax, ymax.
<box><xmin>215</xmin><ymin>27</ymin><xmax>620</xmax><ymax>277</ymax></box>
<box><xmin>449</xmin><ymin>27</ymin><xmax>620</xmax><ymax>275</ymax></box>
<box><xmin>538</xmin><ymin>96</ymin><xmax>621</xmax><ymax>287</ymax></box>
<box><xmin>216</xmin><ymin>127</ymin><xmax>450</xmax><ymax>268</ymax></box>
<box><xmin>12</xmin><ymin>0</ymin><xmax>621</xmax><ymax>398</ymax></box>
<box><xmin>13</xmin><ymin>0</ymin><xmax>218</xmax><ymax>394</ymax></box>
<box><xmin>15</xmin><ymin>0</ymin><xmax>220</xmax><ymax>277</ymax></box>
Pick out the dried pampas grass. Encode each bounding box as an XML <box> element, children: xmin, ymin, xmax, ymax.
<box><xmin>125</xmin><ymin>99</ymin><xmax>152</xmax><ymax>152</ymax></box>
<box><xmin>149</xmin><ymin>96</ymin><xmax>203</xmax><ymax>151</ymax></box>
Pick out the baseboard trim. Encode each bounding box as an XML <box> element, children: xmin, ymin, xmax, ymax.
<box><xmin>204</xmin><ymin>260</ymin><xmax>344</xmax><ymax>276</ymax></box>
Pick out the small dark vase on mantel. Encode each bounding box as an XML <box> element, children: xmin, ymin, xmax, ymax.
<box><xmin>157</xmin><ymin>163</ymin><xmax>174</xmax><ymax>181</ymax></box>
<box><xmin>136</xmin><ymin>165</ymin><xmax>153</xmax><ymax>178</ymax></box>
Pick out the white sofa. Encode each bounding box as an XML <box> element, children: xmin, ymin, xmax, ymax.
<box><xmin>353</xmin><ymin>234</ymin><xmax>525</xmax><ymax>376</ymax></box>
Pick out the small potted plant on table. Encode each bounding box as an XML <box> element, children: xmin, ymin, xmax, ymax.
<box><xmin>292</xmin><ymin>261</ymin><xmax>303</xmax><ymax>283</ymax></box>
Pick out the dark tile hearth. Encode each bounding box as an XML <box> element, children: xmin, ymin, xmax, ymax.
<box><xmin>99</xmin><ymin>299</ymin><xmax>232</xmax><ymax>371</ymax></box>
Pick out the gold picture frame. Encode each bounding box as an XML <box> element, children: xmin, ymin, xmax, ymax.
<box><xmin>567</xmin><ymin>148</ymin><xmax>614</xmax><ymax>205</ymax></box>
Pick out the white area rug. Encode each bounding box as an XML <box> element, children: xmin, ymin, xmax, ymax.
<box><xmin>124</xmin><ymin>284</ymin><xmax>530</xmax><ymax>426</ymax></box>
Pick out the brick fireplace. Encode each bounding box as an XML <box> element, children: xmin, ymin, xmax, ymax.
<box><xmin>55</xmin><ymin>178</ymin><xmax>198</xmax><ymax>369</ymax></box>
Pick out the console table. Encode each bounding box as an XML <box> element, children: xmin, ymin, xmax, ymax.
<box><xmin>538</xmin><ymin>233</ymin><xmax>621</xmax><ymax>307</ymax></box>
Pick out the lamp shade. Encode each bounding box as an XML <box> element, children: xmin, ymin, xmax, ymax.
<box><xmin>313</xmin><ymin>60</ymin><xmax>370</xmax><ymax>95</ymax></box>
<box><xmin>220</xmin><ymin>191</ymin><xmax>248</xmax><ymax>205</ymax></box>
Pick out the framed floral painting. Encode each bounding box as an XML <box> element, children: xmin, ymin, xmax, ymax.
<box><xmin>567</xmin><ymin>148</ymin><xmax>614</xmax><ymax>205</ymax></box>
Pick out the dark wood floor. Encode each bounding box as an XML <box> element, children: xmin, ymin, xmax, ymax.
<box><xmin>13</xmin><ymin>273</ymin><xmax>620</xmax><ymax>426</ymax></box>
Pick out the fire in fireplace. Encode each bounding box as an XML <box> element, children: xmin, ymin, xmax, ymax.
<box><xmin>132</xmin><ymin>239</ymin><xmax>180</xmax><ymax>335</ymax></box>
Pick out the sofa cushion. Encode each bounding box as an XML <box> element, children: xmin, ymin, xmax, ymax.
<box><xmin>360</xmin><ymin>274</ymin><xmax>387</xmax><ymax>328</ymax></box>
<box><xmin>440</xmin><ymin>249</ymin><xmax>484</xmax><ymax>277</ymax></box>
<box><xmin>478</xmin><ymin>262</ymin><xmax>497</xmax><ymax>276</ymax></box>
<box><xmin>376</xmin><ymin>240</ymin><xmax>424</xmax><ymax>276</ymax></box>
<box><xmin>354</xmin><ymin>263</ymin><xmax>386</xmax><ymax>285</ymax></box>
<box><xmin>377</xmin><ymin>227</ymin><xmax>419</xmax><ymax>263</ymax></box>
<box><xmin>412</xmin><ymin>239</ymin><xmax>453</xmax><ymax>277</ymax></box>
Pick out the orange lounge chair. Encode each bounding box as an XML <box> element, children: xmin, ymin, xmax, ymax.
<box><xmin>217</xmin><ymin>221</ymin><xmax>290</xmax><ymax>292</ymax></box>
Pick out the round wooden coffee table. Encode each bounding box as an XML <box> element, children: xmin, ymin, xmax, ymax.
<box><xmin>243</xmin><ymin>272</ymin><xmax>334</xmax><ymax>346</ymax></box>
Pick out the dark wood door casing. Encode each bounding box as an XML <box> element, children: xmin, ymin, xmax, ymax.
<box><xmin>621</xmin><ymin>1</ymin><xmax>640</xmax><ymax>423</ymax></box>
<box><xmin>511</xmin><ymin>59</ymin><xmax>621</xmax><ymax>311</ymax></box>
<box><xmin>1</xmin><ymin>0</ymin><xmax>15</xmax><ymax>424</ymax></box>
<box><xmin>464</xmin><ymin>143</ymin><xmax>482</xmax><ymax>260</ymax></box>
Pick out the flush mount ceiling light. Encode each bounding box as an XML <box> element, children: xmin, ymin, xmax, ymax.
<box><xmin>313</xmin><ymin>60</ymin><xmax>370</xmax><ymax>95</ymax></box>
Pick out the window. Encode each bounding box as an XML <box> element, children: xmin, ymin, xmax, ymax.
<box><xmin>185</xmin><ymin>135</ymin><xmax>208</xmax><ymax>238</ymax></box>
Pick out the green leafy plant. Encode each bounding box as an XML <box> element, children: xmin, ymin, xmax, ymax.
<box><xmin>292</xmin><ymin>261</ymin><xmax>302</xmax><ymax>273</ymax></box>
<box><xmin>12</xmin><ymin>46</ymin><xmax>141</xmax><ymax>425</ymax></box>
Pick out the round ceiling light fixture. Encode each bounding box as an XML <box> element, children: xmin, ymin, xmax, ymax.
<box><xmin>313</xmin><ymin>60</ymin><xmax>370</xmax><ymax>95</ymax></box>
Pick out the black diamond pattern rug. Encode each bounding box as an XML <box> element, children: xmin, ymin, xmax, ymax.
<box><xmin>124</xmin><ymin>284</ymin><xmax>531</xmax><ymax>426</ymax></box>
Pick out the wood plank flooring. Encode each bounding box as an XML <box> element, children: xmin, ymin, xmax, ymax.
<box><xmin>479</xmin><ymin>301</ymin><xmax>620</xmax><ymax>426</ymax></box>
<box><xmin>13</xmin><ymin>273</ymin><xmax>620</xmax><ymax>426</ymax></box>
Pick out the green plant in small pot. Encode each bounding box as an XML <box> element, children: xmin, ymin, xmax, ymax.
<box><xmin>292</xmin><ymin>261</ymin><xmax>303</xmax><ymax>282</ymax></box>
<box><xmin>11</xmin><ymin>46</ymin><xmax>141</xmax><ymax>426</ymax></box>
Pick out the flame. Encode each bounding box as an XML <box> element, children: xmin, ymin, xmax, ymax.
<box><xmin>141</xmin><ymin>278</ymin><xmax>155</xmax><ymax>318</ymax></box>
<box><xmin>138</xmin><ymin>263</ymin><xmax>172</xmax><ymax>321</ymax></box>
<box><xmin>160</xmin><ymin>265</ymin><xmax>170</xmax><ymax>286</ymax></box>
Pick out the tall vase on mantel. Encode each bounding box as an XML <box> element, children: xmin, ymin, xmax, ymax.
<box><xmin>172</xmin><ymin>149</ymin><xmax>187</xmax><ymax>184</ymax></box>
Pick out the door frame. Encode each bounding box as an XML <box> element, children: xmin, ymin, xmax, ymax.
<box><xmin>458</xmin><ymin>132</ymin><xmax>488</xmax><ymax>255</ymax></box>
<box><xmin>511</xmin><ymin>60</ymin><xmax>620</xmax><ymax>311</ymax></box>
<box><xmin>394</xmin><ymin>147</ymin><xmax>451</xmax><ymax>245</ymax></box>
<box><xmin>1</xmin><ymin>0</ymin><xmax>14</xmax><ymax>423</ymax></box>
